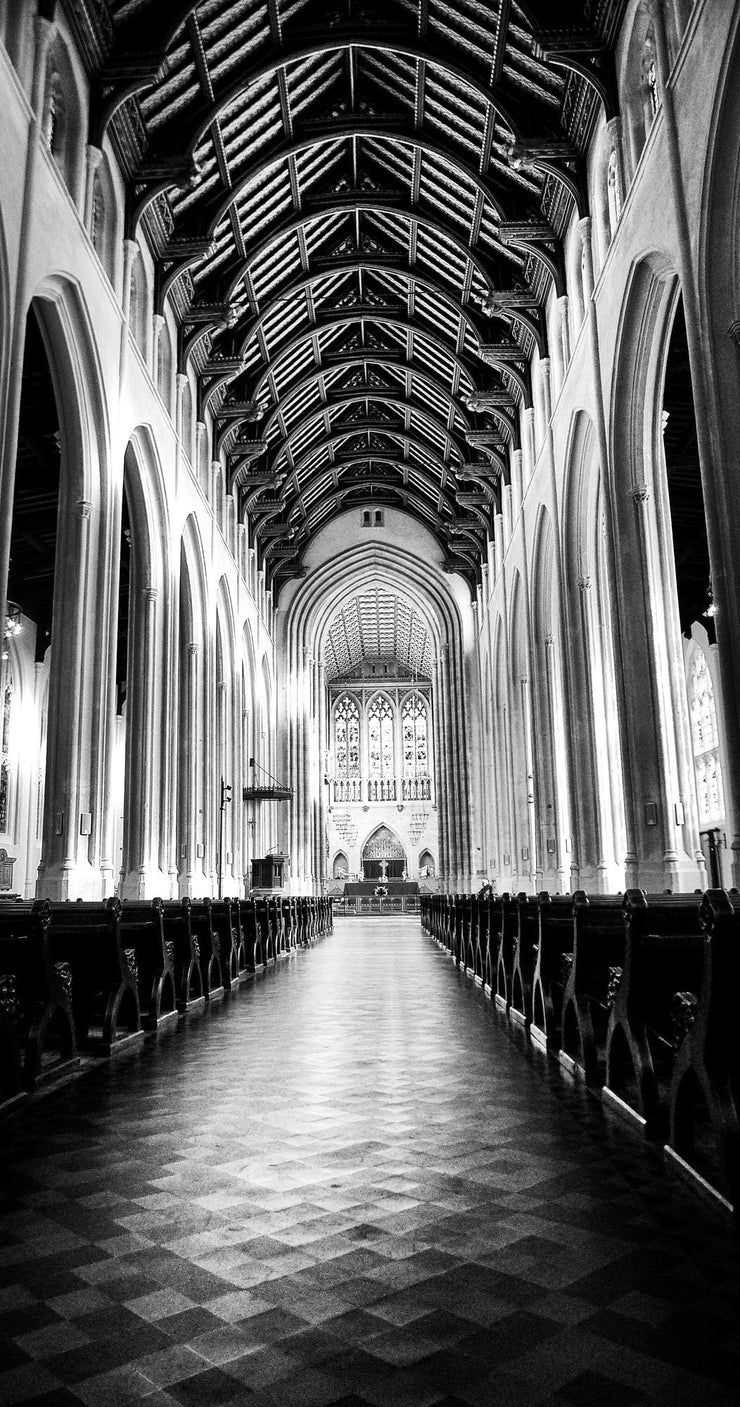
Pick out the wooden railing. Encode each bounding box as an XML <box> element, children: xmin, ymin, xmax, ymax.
<box><xmin>420</xmin><ymin>888</ymin><xmax>740</xmax><ymax>1223</ymax></box>
<box><xmin>334</xmin><ymin>894</ymin><xmax>420</xmax><ymax>916</ymax></box>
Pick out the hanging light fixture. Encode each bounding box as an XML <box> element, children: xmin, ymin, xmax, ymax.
<box><xmin>704</xmin><ymin>578</ymin><xmax>718</xmax><ymax>619</ymax></box>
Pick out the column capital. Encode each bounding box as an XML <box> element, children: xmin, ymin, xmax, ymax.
<box><xmin>86</xmin><ymin>144</ymin><xmax>104</xmax><ymax>173</ymax></box>
<box><xmin>76</xmin><ymin>499</ymin><xmax>93</xmax><ymax>521</ymax></box>
<box><xmin>144</xmin><ymin>587</ymin><xmax>158</xmax><ymax>605</ymax></box>
<box><xmin>577</xmin><ymin>214</ymin><xmax>592</xmax><ymax>248</ymax></box>
<box><xmin>632</xmin><ymin>483</ymin><xmax>650</xmax><ymax>504</ymax></box>
<box><xmin>578</xmin><ymin>575</ymin><xmax>591</xmax><ymax>593</ymax></box>
<box><xmin>187</xmin><ymin>641</ymin><xmax>199</xmax><ymax>657</ymax></box>
<box><xmin>34</xmin><ymin>15</ymin><xmax>56</xmax><ymax>50</ymax></box>
<box><xmin>728</xmin><ymin>320</ymin><xmax>740</xmax><ymax>346</ymax></box>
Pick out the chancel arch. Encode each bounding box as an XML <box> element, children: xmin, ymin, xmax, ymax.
<box><xmin>279</xmin><ymin>521</ymin><xmax>474</xmax><ymax>892</ymax></box>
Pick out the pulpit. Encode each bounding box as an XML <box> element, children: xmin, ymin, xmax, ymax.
<box><xmin>0</xmin><ymin>848</ymin><xmax>17</xmax><ymax>895</ymax></box>
<box><xmin>250</xmin><ymin>855</ymin><xmax>287</xmax><ymax>892</ymax></box>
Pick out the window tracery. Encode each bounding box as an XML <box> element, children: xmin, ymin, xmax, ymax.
<box><xmin>367</xmin><ymin>695</ymin><xmax>394</xmax><ymax>800</ymax></box>
<box><xmin>0</xmin><ymin>674</ymin><xmax>13</xmax><ymax>834</ymax></box>
<box><xmin>402</xmin><ymin>694</ymin><xmax>430</xmax><ymax>800</ymax></box>
<box><xmin>330</xmin><ymin>686</ymin><xmax>432</xmax><ymax>803</ymax></box>
<box><xmin>690</xmin><ymin>647</ymin><xmax>724</xmax><ymax>824</ymax></box>
<box><xmin>333</xmin><ymin>694</ymin><xmax>360</xmax><ymax>801</ymax></box>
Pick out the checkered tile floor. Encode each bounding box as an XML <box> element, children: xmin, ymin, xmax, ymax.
<box><xmin>1</xmin><ymin>919</ymin><xmax>739</xmax><ymax>1406</ymax></box>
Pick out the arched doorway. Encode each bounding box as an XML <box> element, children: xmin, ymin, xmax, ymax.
<box><xmin>332</xmin><ymin>850</ymin><xmax>348</xmax><ymax>880</ymax></box>
<box><xmin>361</xmin><ymin>825</ymin><xmax>406</xmax><ymax>881</ymax></box>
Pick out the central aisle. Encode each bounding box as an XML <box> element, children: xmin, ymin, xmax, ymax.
<box><xmin>1</xmin><ymin>919</ymin><xmax>739</xmax><ymax>1407</ymax></box>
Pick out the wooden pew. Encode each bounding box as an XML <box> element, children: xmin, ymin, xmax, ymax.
<box><xmin>282</xmin><ymin>897</ymin><xmax>297</xmax><ymax>952</ymax></box>
<box><xmin>159</xmin><ymin>897</ymin><xmax>205</xmax><ymax>1014</ymax></box>
<box><xmin>189</xmin><ymin>898</ymin><xmax>225</xmax><ymax>1001</ymax></box>
<box><xmin>254</xmin><ymin>898</ymin><xmax>276</xmax><ymax>964</ymax></box>
<box><xmin>481</xmin><ymin>895</ymin><xmax>499</xmax><ymax>995</ymax></box>
<box><xmin>48</xmin><ymin>898</ymin><xmax>144</xmax><ymax>1057</ymax></box>
<box><xmin>0</xmin><ymin>966</ymin><xmax>24</xmax><ymax>1110</ymax></box>
<box><xmin>0</xmin><ymin>899</ymin><xmax>78</xmax><ymax>1091</ymax></box>
<box><xmin>668</xmin><ymin>888</ymin><xmax>740</xmax><ymax>1218</ymax></box>
<box><xmin>210</xmin><ymin>897</ymin><xmax>240</xmax><ymax>988</ymax></box>
<box><xmin>603</xmin><ymin>890</ymin><xmax>704</xmax><ymax>1137</ymax></box>
<box><xmin>510</xmin><ymin>893</ymin><xmax>539</xmax><ymax>1027</ymax></box>
<box><xmin>237</xmin><ymin>898</ymin><xmax>261</xmax><ymax>970</ymax></box>
<box><xmin>468</xmin><ymin>895</ymin><xmax>485</xmax><ymax>985</ymax></box>
<box><xmin>120</xmin><ymin>898</ymin><xmax>179</xmax><ymax>1034</ymax></box>
<box><xmin>494</xmin><ymin>892</ymin><xmax>519</xmax><ymax>1012</ymax></box>
<box><xmin>559</xmin><ymin>892</ymin><xmax>625</xmax><ymax>1084</ymax></box>
<box><xmin>530</xmin><ymin>892</ymin><xmax>574</xmax><ymax>1050</ymax></box>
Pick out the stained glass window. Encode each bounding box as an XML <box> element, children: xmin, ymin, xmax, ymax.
<box><xmin>402</xmin><ymin>694</ymin><xmax>428</xmax><ymax>777</ymax></box>
<box><xmin>690</xmin><ymin>648</ymin><xmax>724</xmax><ymax>823</ymax></box>
<box><xmin>368</xmin><ymin>695</ymin><xmax>394</xmax><ymax>779</ymax></box>
<box><xmin>334</xmin><ymin>695</ymin><xmax>360</xmax><ymax>778</ymax></box>
<box><xmin>0</xmin><ymin>678</ymin><xmax>12</xmax><ymax>834</ymax></box>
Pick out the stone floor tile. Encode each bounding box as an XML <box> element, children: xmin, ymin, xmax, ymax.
<box><xmin>0</xmin><ymin>919</ymin><xmax>738</xmax><ymax>1407</ymax></box>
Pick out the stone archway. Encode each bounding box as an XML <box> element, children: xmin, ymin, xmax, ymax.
<box><xmin>361</xmin><ymin>825</ymin><xmax>406</xmax><ymax>881</ymax></box>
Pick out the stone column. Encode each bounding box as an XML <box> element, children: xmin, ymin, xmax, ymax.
<box><xmin>119</xmin><ymin>238</ymin><xmax>139</xmax><ymax>387</ymax></box>
<box><xmin>37</xmin><ymin>500</ymin><xmax>93</xmax><ymax>898</ymax></box>
<box><xmin>509</xmin><ymin>447</ymin><xmax>523</xmax><ymax>522</ymax></box>
<box><xmin>558</xmin><ymin>295</ymin><xmax>571</xmax><ymax>374</ymax></box>
<box><xmin>151</xmin><ymin>313</ymin><xmax>165</xmax><ymax>392</ymax></box>
<box><xmin>432</xmin><ymin>656</ymin><xmax>448</xmax><ymax>883</ymax></box>
<box><xmin>121</xmin><ymin>586</ymin><xmax>159</xmax><ymax>897</ymax></box>
<box><xmin>522</xmin><ymin>405</ymin><xmax>537</xmax><ymax>484</ymax></box>
<box><xmin>520</xmin><ymin>674</ymin><xmax>538</xmax><ymax>891</ymax></box>
<box><xmin>578</xmin><ymin>213</ymin><xmax>638</xmax><ymax>886</ymax></box>
<box><xmin>164</xmin><ymin>584</ymin><xmax>180</xmax><ymax>896</ymax></box>
<box><xmin>544</xmin><ymin>635</ymin><xmax>568</xmax><ymax>892</ymax></box>
<box><xmin>631</xmin><ymin>485</ymin><xmax>701</xmax><ymax>889</ymax></box>
<box><xmin>181</xmin><ymin>642</ymin><xmax>199</xmax><ymax>894</ymax></box>
<box><xmin>0</xmin><ymin>16</ymin><xmax>56</xmax><ymax>643</ymax></box>
<box><xmin>83</xmin><ymin>144</ymin><xmax>103</xmax><ymax>234</ymax></box>
<box><xmin>577</xmin><ymin>576</ymin><xmax>608</xmax><ymax>891</ymax></box>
